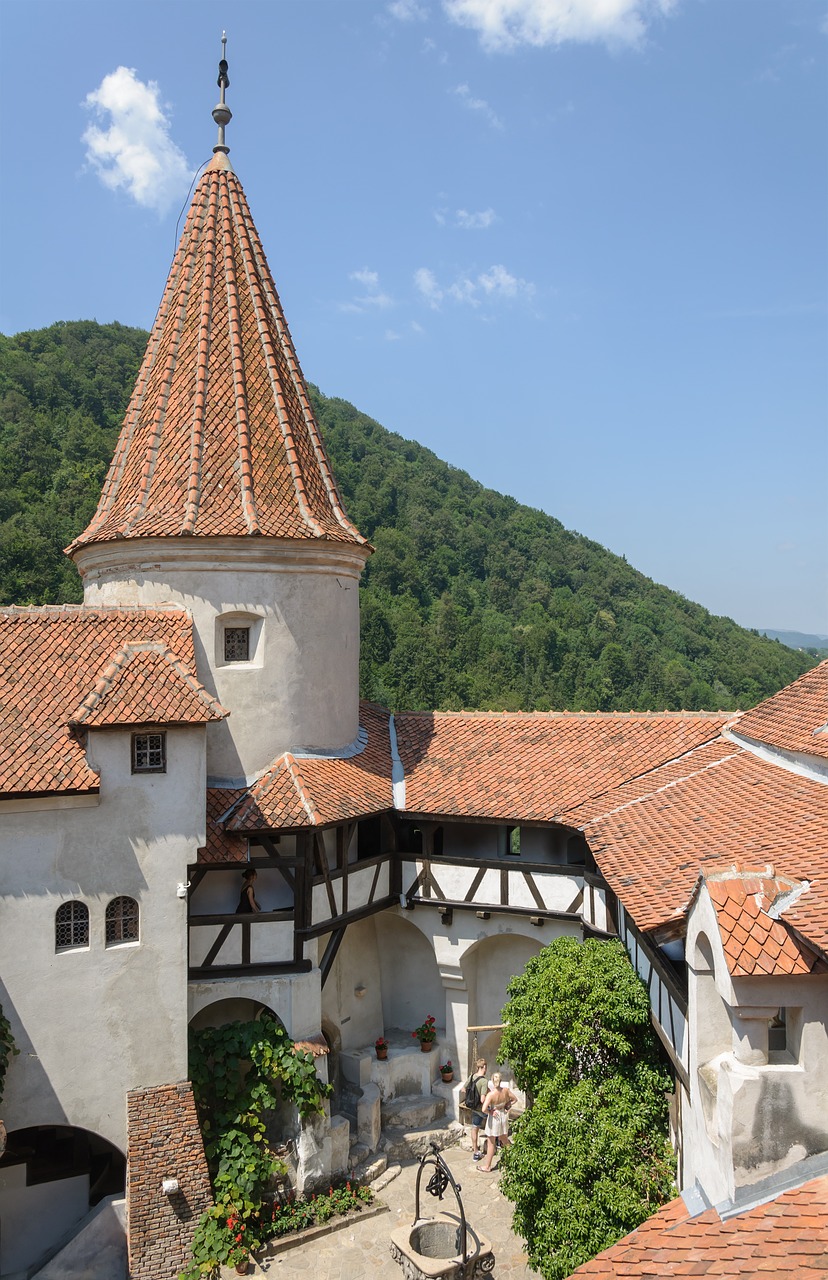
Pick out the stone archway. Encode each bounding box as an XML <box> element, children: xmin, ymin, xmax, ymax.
<box><xmin>460</xmin><ymin>932</ymin><xmax>544</xmax><ymax>1073</ymax></box>
<box><xmin>0</xmin><ymin>1123</ymin><xmax>125</xmax><ymax>1275</ymax></box>
<box><xmin>188</xmin><ymin>995</ymin><xmax>273</xmax><ymax>1033</ymax></box>
<box><xmin>374</xmin><ymin>913</ymin><xmax>444</xmax><ymax>1034</ymax></box>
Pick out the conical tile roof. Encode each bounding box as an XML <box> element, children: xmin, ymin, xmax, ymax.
<box><xmin>69</xmin><ymin>153</ymin><xmax>366</xmax><ymax>552</ymax></box>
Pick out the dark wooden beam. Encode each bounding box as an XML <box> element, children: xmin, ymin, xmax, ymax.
<box><xmin>296</xmin><ymin>894</ymin><xmax>399</xmax><ymax>940</ymax></box>
<box><xmin>319</xmin><ymin>927</ymin><xmax>347</xmax><ymax>988</ymax></box>
<box><xmin>189</xmin><ymin>909</ymin><xmax>294</xmax><ymax>925</ymax></box>
<box><xmin>408</xmin><ymin>896</ymin><xmax>582</xmax><ymax>924</ymax></box>
<box><xmin>188</xmin><ymin>960</ymin><xmax>313</xmax><ymax>980</ymax></box>
<box><xmin>200</xmin><ymin>922</ymin><xmax>233</xmax><ymax>967</ymax></box>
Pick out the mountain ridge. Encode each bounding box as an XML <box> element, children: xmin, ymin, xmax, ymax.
<box><xmin>0</xmin><ymin>320</ymin><xmax>814</xmax><ymax>712</ymax></box>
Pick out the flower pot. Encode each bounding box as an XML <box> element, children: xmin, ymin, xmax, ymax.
<box><xmin>234</xmin><ymin>1263</ymin><xmax>249</xmax><ymax>1276</ymax></box>
<box><xmin>441</xmin><ymin>1072</ymin><xmax>453</xmax><ymax>1083</ymax></box>
<box><xmin>376</xmin><ymin>1047</ymin><xmax>388</xmax><ymax>1060</ymax></box>
<box><xmin>420</xmin><ymin>1039</ymin><xmax>435</xmax><ymax>1052</ymax></box>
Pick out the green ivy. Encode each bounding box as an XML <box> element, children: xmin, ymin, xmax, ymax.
<box><xmin>0</xmin><ymin>1003</ymin><xmax>19</xmax><ymax>1108</ymax></box>
<box><xmin>181</xmin><ymin>1012</ymin><xmax>331</xmax><ymax>1279</ymax></box>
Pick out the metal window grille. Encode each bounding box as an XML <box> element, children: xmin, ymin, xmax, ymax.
<box><xmin>56</xmin><ymin>901</ymin><xmax>89</xmax><ymax>950</ymax></box>
<box><xmin>132</xmin><ymin>733</ymin><xmax>166</xmax><ymax>773</ymax></box>
<box><xmin>105</xmin><ymin>896</ymin><xmax>139</xmax><ymax>945</ymax></box>
<box><xmin>224</xmin><ymin>627</ymin><xmax>250</xmax><ymax>662</ymax></box>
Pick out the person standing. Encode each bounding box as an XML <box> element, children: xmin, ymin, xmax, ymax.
<box><xmin>464</xmin><ymin>1058</ymin><xmax>489</xmax><ymax>1161</ymax></box>
<box><xmin>477</xmin><ymin>1072</ymin><xmax>517</xmax><ymax>1172</ymax></box>
<box><xmin>236</xmin><ymin>868</ymin><xmax>262</xmax><ymax>913</ymax></box>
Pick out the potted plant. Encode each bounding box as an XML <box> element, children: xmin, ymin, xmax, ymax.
<box><xmin>412</xmin><ymin>1014</ymin><xmax>437</xmax><ymax>1052</ymax></box>
<box><xmin>229</xmin><ymin>1245</ymin><xmax>250</xmax><ymax>1275</ymax></box>
<box><xmin>439</xmin><ymin>1058</ymin><xmax>453</xmax><ymax>1083</ymax></box>
<box><xmin>375</xmin><ymin>1036</ymin><xmax>389</xmax><ymax>1060</ymax></box>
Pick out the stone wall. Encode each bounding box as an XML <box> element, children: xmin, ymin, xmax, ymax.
<box><xmin>126</xmin><ymin>1081</ymin><xmax>212</xmax><ymax>1280</ymax></box>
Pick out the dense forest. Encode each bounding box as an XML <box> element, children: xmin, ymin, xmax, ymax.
<box><xmin>0</xmin><ymin>320</ymin><xmax>813</xmax><ymax>712</ymax></box>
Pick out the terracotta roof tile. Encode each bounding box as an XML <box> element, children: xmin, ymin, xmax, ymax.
<box><xmin>0</xmin><ymin>606</ymin><xmax>202</xmax><ymax>797</ymax></box>
<box><xmin>569</xmin><ymin>1175</ymin><xmax>828</xmax><ymax>1277</ymax></box>
<box><xmin>198</xmin><ymin>788</ymin><xmax>248</xmax><ymax>863</ymax></box>
<box><xmin>394</xmin><ymin>710</ymin><xmax>729</xmax><ymax>823</ymax></box>
<box><xmin>579</xmin><ymin>747</ymin><xmax>828</xmax><ymax>955</ymax></box>
<box><xmin>730</xmin><ymin>660</ymin><xmax>828</xmax><ymax>761</ymax></box>
<box><xmin>705</xmin><ymin>873</ymin><xmax>825</xmax><ymax>976</ymax></box>
<box><xmin>68</xmin><ymin>160</ymin><xmax>368</xmax><ymax>555</ymax></box>
<box><xmin>225</xmin><ymin>702</ymin><xmax>393</xmax><ymax>830</ymax></box>
<box><xmin>69</xmin><ymin>642</ymin><xmax>227</xmax><ymax>728</ymax></box>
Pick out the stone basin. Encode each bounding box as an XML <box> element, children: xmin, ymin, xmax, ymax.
<box><xmin>389</xmin><ymin>1212</ymin><xmax>495</xmax><ymax>1279</ymax></box>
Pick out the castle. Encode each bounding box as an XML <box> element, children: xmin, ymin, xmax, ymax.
<box><xmin>1</xmin><ymin>50</ymin><xmax>826</xmax><ymax>1280</ymax></box>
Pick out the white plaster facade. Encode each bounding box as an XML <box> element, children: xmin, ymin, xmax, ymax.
<box><xmin>0</xmin><ymin>725</ymin><xmax>205</xmax><ymax>1155</ymax></box>
<box><xmin>683</xmin><ymin>885</ymin><xmax>828</xmax><ymax>1206</ymax></box>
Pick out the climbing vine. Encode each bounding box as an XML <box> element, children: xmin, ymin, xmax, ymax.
<box><xmin>0</xmin><ymin>1003</ymin><xmax>19</xmax><ymax>1108</ymax></box>
<box><xmin>181</xmin><ymin>1012</ymin><xmax>331</xmax><ymax>1278</ymax></box>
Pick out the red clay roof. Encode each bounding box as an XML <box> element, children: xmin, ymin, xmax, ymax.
<box><xmin>394</xmin><ymin>710</ymin><xmax>729</xmax><ymax>823</ymax></box>
<box><xmin>199</xmin><ymin>787</ymin><xmax>248</xmax><ymax>863</ymax></box>
<box><xmin>579</xmin><ymin>744</ymin><xmax>828</xmax><ymax>954</ymax></box>
<box><xmin>68</xmin><ymin>156</ymin><xmax>367</xmax><ymax>553</ymax></box>
<box><xmin>0</xmin><ymin>606</ymin><xmax>204</xmax><ymax>796</ymax></box>
<box><xmin>69</xmin><ymin>642</ymin><xmax>227</xmax><ymax>728</ymax></box>
<box><xmin>225</xmin><ymin>702</ymin><xmax>393</xmax><ymax>831</ymax></box>
<box><xmin>731</xmin><ymin>659</ymin><xmax>828</xmax><ymax>761</ymax></box>
<box><xmin>705</xmin><ymin>871</ymin><xmax>826</xmax><ymax>976</ymax></box>
<box><xmin>569</xmin><ymin>1175</ymin><xmax>828</xmax><ymax>1277</ymax></box>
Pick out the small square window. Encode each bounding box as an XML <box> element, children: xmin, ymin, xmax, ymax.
<box><xmin>132</xmin><ymin>732</ymin><xmax>166</xmax><ymax>773</ymax></box>
<box><xmin>224</xmin><ymin>627</ymin><xmax>250</xmax><ymax>663</ymax></box>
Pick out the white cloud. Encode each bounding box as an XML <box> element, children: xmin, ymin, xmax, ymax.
<box><xmin>83</xmin><ymin>67</ymin><xmax>191</xmax><ymax>214</ymax></box>
<box><xmin>350</xmin><ymin>269</ymin><xmax>380</xmax><ymax>289</ymax></box>
<box><xmin>456</xmin><ymin>207</ymin><xmax>497</xmax><ymax>229</ymax></box>
<box><xmin>341</xmin><ymin>269</ymin><xmax>394</xmax><ymax>312</ymax></box>
<box><xmin>416</xmin><ymin>263</ymin><xmax>534</xmax><ymax>309</ymax></box>
<box><xmin>443</xmin><ymin>0</ymin><xmax>676</xmax><ymax>51</ymax></box>
<box><xmin>388</xmin><ymin>0</ymin><xmax>428</xmax><ymax>20</ymax></box>
<box><xmin>414</xmin><ymin>267</ymin><xmax>444</xmax><ymax>309</ymax></box>
<box><xmin>453</xmin><ymin>83</ymin><xmax>504</xmax><ymax>130</ymax></box>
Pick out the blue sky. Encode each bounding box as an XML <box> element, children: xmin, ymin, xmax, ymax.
<box><xmin>1</xmin><ymin>0</ymin><xmax>826</xmax><ymax>635</ymax></box>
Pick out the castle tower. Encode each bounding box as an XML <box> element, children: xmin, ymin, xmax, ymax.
<box><xmin>68</xmin><ymin>45</ymin><xmax>371</xmax><ymax>785</ymax></box>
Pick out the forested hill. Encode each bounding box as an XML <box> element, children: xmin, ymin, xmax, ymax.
<box><xmin>0</xmin><ymin>321</ymin><xmax>813</xmax><ymax>712</ymax></box>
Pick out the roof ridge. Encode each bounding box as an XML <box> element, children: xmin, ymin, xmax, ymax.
<box><xmin>68</xmin><ymin>641</ymin><xmax>228</xmax><ymax>726</ymax></box>
<box><xmin>283</xmin><ymin>753</ymin><xmax>318</xmax><ymax>825</ymax></box>
<box><xmin>582</xmin><ymin>743</ymin><xmax>743</xmax><ymax>829</ymax></box>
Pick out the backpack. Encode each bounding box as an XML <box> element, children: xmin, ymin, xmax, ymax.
<box><xmin>464</xmin><ymin>1073</ymin><xmax>483</xmax><ymax>1110</ymax></box>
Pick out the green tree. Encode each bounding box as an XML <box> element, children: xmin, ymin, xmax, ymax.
<box><xmin>499</xmin><ymin>938</ymin><xmax>676</xmax><ymax>1280</ymax></box>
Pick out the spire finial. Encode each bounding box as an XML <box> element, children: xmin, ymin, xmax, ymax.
<box><xmin>212</xmin><ymin>31</ymin><xmax>232</xmax><ymax>155</ymax></box>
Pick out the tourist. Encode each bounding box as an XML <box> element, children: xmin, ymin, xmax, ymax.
<box><xmin>464</xmin><ymin>1058</ymin><xmax>489</xmax><ymax>1160</ymax></box>
<box><xmin>237</xmin><ymin>868</ymin><xmax>262</xmax><ymax>913</ymax></box>
<box><xmin>477</xmin><ymin>1072</ymin><xmax>517</xmax><ymax>1172</ymax></box>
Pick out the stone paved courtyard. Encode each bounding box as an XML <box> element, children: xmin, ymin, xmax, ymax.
<box><xmin>240</xmin><ymin>1145</ymin><xmax>535</xmax><ymax>1280</ymax></box>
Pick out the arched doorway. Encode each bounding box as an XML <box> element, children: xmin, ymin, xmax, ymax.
<box><xmin>461</xmin><ymin>932</ymin><xmax>544</xmax><ymax>1071</ymax></box>
<box><xmin>374</xmin><ymin>914</ymin><xmax>444</xmax><ymax>1033</ymax></box>
<box><xmin>0</xmin><ymin>1124</ymin><xmax>124</xmax><ymax>1275</ymax></box>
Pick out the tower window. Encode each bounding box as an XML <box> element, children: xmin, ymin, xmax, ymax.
<box><xmin>105</xmin><ymin>896</ymin><xmax>140</xmax><ymax>946</ymax></box>
<box><xmin>132</xmin><ymin>733</ymin><xmax>166</xmax><ymax>773</ymax></box>
<box><xmin>56</xmin><ymin>901</ymin><xmax>89</xmax><ymax>951</ymax></box>
<box><xmin>224</xmin><ymin>627</ymin><xmax>250</xmax><ymax>662</ymax></box>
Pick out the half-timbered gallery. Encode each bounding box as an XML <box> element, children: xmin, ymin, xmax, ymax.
<box><xmin>1</xmin><ymin>53</ymin><xmax>826</xmax><ymax>1280</ymax></box>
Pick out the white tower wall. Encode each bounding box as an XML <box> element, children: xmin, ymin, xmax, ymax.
<box><xmin>75</xmin><ymin>537</ymin><xmax>368</xmax><ymax>784</ymax></box>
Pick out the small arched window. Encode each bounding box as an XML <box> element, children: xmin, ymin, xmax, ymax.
<box><xmin>55</xmin><ymin>901</ymin><xmax>89</xmax><ymax>951</ymax></box>
<box><xmin>105</xmin><ymin>896</ymin><xmax>140</xmax><ymax>946</ymax></box>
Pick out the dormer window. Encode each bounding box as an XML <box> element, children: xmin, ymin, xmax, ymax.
<box><xmin>132</xmin><ymin>732</ymin><xmax>166</xmax><ymax>773</ymax></box>
<box><xmin>224</xmin><ymin>626</ymin><xmax>250</xmax><ymax>663</ymax></box>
